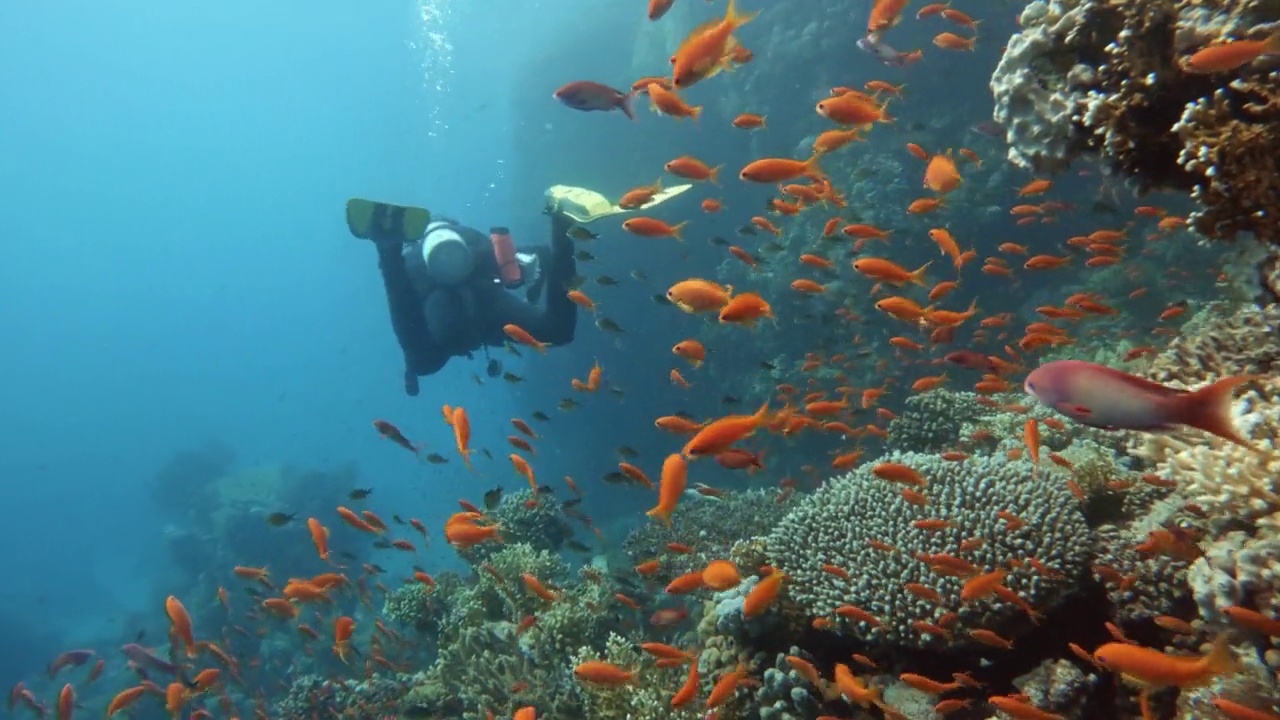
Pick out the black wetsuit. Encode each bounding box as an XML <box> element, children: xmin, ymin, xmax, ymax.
<box><xmin>373</xmin><ymin>214</ymin><xmax>578</xmax><ymax>396</ymax></box>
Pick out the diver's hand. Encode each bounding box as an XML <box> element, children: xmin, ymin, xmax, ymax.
<box><xmin>404</xmin><ymin>370</ymin><xmax>420</xmax><ymax>397</ymax></box>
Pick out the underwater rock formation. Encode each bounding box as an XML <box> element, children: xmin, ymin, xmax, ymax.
<box><xmin>766</xmin><ymin>450</ymin><xmax>1092</xmax><ymax>650</ymax></box>
<box><xmin>991</xmin><ymin>0</ymin><xmax>1280</xmax><ymax>241</ymax></box>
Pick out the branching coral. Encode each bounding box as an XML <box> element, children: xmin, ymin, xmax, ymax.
<box><xmin>570</xmin><ymin>633</ymin><xmax>702</xmax><ymax>720</ymax></box>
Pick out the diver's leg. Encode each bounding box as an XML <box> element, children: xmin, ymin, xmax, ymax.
<box><xmin>375</xmin><ymin>241</ymin><xmax>439</xmax><ymax>392</ymax></box>
<box><xmin>539</xmin><ymin>212</ymin><xmax>580</xmax><ymax>344</ymax></box>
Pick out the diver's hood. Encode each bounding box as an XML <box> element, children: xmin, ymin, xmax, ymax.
<box><xmin>420</xmin><ymin>221</ymin><xmax>474</xmax><ymax>285</ymax></box>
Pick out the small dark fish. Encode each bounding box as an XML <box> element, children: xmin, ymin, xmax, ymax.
<box><xmin>559</xmin><ymin>398</ymin><xmax>580</xmax><ymax>411</ymax></box>
<box><xmin>366</xmin><ymin>564</ymin><xmax>387</xmax><ymax>574</ymax></box>
<box><xmin>721</xmin><ymin>395</ymin><xmax>740</xmax><ymax>405</ymax></box>
<box><xmin>709</xmin><ymin>235</ymin><xmax>729</xmax><ymax>246</ymax></box>
<box><xmin>392</xmin><ymin>514</ymin><xmax>406</xmax><ymax>525</ymax></box>
<box><xmin>596</xmin><ymin>317</ymin><xmax>624</xmax><ymax>334</ymax></box>
<box><xmin>481</xmin><ymin>449</ymin><xmax>493</xmax><ymax>460</ymax></box>
<box><xmin>568</xmin><ymin>227</ymin><xmax>598</xmax><ymax>241</ymax></box>
<box><xmin>565</xmin><ymin>274</ymin><xmax>587</xmax><ymax>290</ymax></box>
<box><xmin>616</xmin><ymin>446</ymin><xmax>639</xmax><ymax>459</ymax></box>
<box><xmin>737</xmin><ymin>224</ymin><xmax>758</xmax><ymax>236</ymax></box>
<box><xmin>531</xmin><ymin>411</ymin><xmax>551</xmax><ymax>422</ymax></box>
<box><xmin>503</xmin><ymin>372</ymin><xmax>525</xmax><ymax>383</ymax></box>
<box><xmin>472</xmin><ymin>373</ymin><xmax>484</xmax><ymax>385</ymax></box>
<box><xmin>971</xmin><ymin>120</ymin><xmax>1004</xmax><ymax>137</ymax></box>
<box><xmin>562</xmin><ymin>498</ymin><xmax>583</xmax><ymax>508</ymax></box>
<box><xmin>609</xmin><ymin>387</ymin><xmax>626</xmax><ymax>398</ymax></box>
<box><xmin>339</xmin><ymin>551</ymin><xmax>358</xmax><ymax>560</ymax></box>
<box><xmin>425</xmin><ymin>453</ymin><xmax>450</xmax><ymax>464</ymax></box>
<box><xmin>372</xmin><ymin>540</ymin><xmax>392</xmax><ymax>549</ymax></box>
<box><xmin>759</xmin><ymin>361</ymin><xmax>777</xmax><ymax>371</ymax></box>
<box><xmin>505</xmin><ymin>342</ymin><xmax>524</xmax><ymax>357</ymax></box>
<box><xmin>348</xmin><ymin>488</ymin><xmax>373</xmax><ymax>500</ymax></box>
<box><xmin>484</xmin><ymin>487</ymin><xmax>504</xmax><ymax>510</ymax></box>
<box><xmin>265</xmin><ymin>512</ymin><xmax>296</xmax><ymax>527</ymax></box>
<box><xmin>762</xmin><ymin>241</ymin><xmax>785</xmax><ymax>253</ymax></box>
<box><xmin>630</xmin><ymin>270</ymin><xmax>648</xmax><ymax>280</ymax></box>
<box><xmin>575</xmin><ymin>250</ymin><xmax>595</xmax><ymax>262</ymax></box>
<box><xmin>595</xmin><ymin>275</ymin><xmax>620</xmax><ymax>286</ymax></box>
<box><xmin>535</xmin><ymin>484</ymin><xmax>555</xmax><ymax>495</ymax></box>
<box><xmin>566</xmin><ymin>540</ymin><xmax>592</xmax><ymax>553</ymax></box>
<box><xmin>486</xmin><ymin>359</ymin><xmax>502</xmax><ymax>377</ymax></box>
<box><xmin>553</xmin><ymin>80</ymin><xmax>638</xmax><ymax>121</ymax></box>
<box><xmin>652</xmin><ymin>293</ymin><xmax>672</xmax><ymax>305</ymax></box>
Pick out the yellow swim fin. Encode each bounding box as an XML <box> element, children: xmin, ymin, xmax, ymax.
<box><xmin>544</xmin><ymin>184</ymin><xmax>693</xmax><ymax>224</ymax></box>
<box><xmin>346</xmin><ymin>199</ymin><xmax>431</xmax><ymax>242</ymax></box>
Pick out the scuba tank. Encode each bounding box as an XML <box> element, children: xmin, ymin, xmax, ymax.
<box><xmin>491</xmin><ymin>226</ymin><xmax>521</xmax><ymax>288</ymax></box>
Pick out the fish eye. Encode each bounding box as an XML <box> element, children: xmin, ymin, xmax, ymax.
<box><xmin>1025</xmin><ymin>381</ymin><xmax>1035</xmax><ymax>392</ymax></box>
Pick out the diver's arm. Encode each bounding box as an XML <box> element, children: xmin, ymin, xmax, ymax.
<box><xmin>478</xmin><ymin>213</ymin><xmax>579</xmax><ymax>345</ymax></box>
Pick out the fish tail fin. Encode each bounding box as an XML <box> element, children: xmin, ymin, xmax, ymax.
<box><xmin>709</xmin><ymin>165</ymin><xmax>723</xmax><ymax>185</ymax></box>
<box><xmin>690</xmin><ymin>105</ymin><xmax>703</xmax><ymax>122</ymax></box>
<box><xmin>725</xmin><ymin>0</ymin><xmax>760</xmax><ymax>28</ymax></box>
<box><xmin>646</xmin><ymin>508</ymin><xmax>672</xmax><ymax>527</ymax></box>
<box><xmin>1173</xmin><ymin>375</ymin><xmax>1257</xmax><ymax>448</ymax></box>
<box><xmin>751</xmin><ymin>401</ymin><xmax>772</xmax><ymax>427</ymax></box>
<box><xmin>910</xmin><ymin>261</ymin><xmax>933</xmax><ymax>287</ymax></box>
<box><xmin>1266</xmin><ymin>29</ymin><xmax>1280</xmax><ymax>54</ymax></box>
<box><xmin>671</xmin><ymin>221</ymin><xmax>688</xmax><ymax>242</ymax></box>
<box><xmin>1203</xmin><ymin>635</ymin><xmax>1241</xmax><ymax>676</ymax></box>
<box><xmin>619</xmin><ymin>90</ymin><xmax>638</xmax><ymax>121</ymax></box>
<box><xmin>803</xmin><ymin>153</ymin><xmax>826</xmax><ymax>181</ymax></box>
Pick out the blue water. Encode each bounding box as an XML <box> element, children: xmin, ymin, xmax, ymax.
<box><xmin>0</xmin><ymin>0</ymin><xmax>645</xmax><ymax>686</ymax></box>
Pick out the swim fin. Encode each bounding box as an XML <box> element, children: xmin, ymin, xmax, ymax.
<box><xmin>346</xmin><ymin>199</ymin><xmax>431</xmax><ymax>242</ymax></box>
<box><xmin>544</xmin><ymin>184</ymin><xmax>693</xmax><ymax>224</ymax></box>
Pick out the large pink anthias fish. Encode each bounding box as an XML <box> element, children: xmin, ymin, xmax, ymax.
<box><xmin>1024</xmin><ymin>360</ymin><xmax>1258</xmax><ymax>448</ymax></box>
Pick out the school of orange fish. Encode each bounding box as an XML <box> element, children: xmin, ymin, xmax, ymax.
<box><xmin>11</xmin><ymin>1</ymin><xmax>1280</xmax><ymax>720</ymax></box>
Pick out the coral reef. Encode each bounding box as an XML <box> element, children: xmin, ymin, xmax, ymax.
<box><xmin>885</xmin><ymin>390</ymin><xmax>992</xmax><ymax>452</ymax></box>
<box><xmin>460</xmin><ymin>489</ymin><xmax>575</xmax><ymax>562</ymax></box>
<box><xmin>569</xmin><ymin>633</ymin><xmax>701</xmax><ymax>720</ymax></box>
<box><xmin>991</xmin><ymin>0</ymin><xmax>1280</xmax><ymax>240</ymax></box>
<box><xmin>766</xmin><ymin>451</ymin><xmax>1092</xmax><ymax>650</ymax></box>
<box><xmin>623</xmin><ymin>489</ymin><xmax>793</xmax><ymax>582</ymax></box>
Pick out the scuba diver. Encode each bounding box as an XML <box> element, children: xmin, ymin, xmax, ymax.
<box><xmin>346</xmin><ymin>184</ymin><xmax>690</xmax><ymax>396</ymax></box>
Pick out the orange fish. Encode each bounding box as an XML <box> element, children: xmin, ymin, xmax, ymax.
<box><xmin>924</xmin><ymin>152</ymin><xmax>962</xmax><ymax>193</ymax></box>
<box><xmin>622</xmin><ymin>216</ymin><xmax>687</xmax><ymax>240</ymax></box>
<box><xmin>667</xmin><ymin>279</ymin><xmax>733</xmax><ymax>313</ymax></box>
<box><xmin>816</xmin><ymin>92</ymin><xmax>892</xmax><ymax>127</ymax></box>
<box><xmin>647</xmin><ymin>82</ymin><xmax>702</xmax><ymax>120</ymax></box>
<box><xmin>647</xmin><ymin>454</ymin><xmax>688</xmax><ymax>525</ymax></box>
<box><xmin>666</xmin><ymin>155</ymin><xmax>722</xmax><ymax>183</ymax></box>
<box><xmin>332</xmin><ymin>616</ymin><xmax>354</xmax><ymax>663</ymax></box>
<box><xmin>743</xmin><ymin>570</ymin><xmax>787</xmax><ymax>617</ymax></box>
<box><xmin>933</xmin><ymin>32</ymin><xmax>976</xmax><ymax>51</ymax></box>
<box><xmin>1184</xmin><ymin>32</ymin><xmax>1280</xmax><ymax>73</ymax></box>
<box><xmin>452</xmin><ymin>406</ymin><xmax>474</xmax><ymax>470</ymax></box>
<box><xmin>683</xmin><ymin>403</ymin><xmax>771</xmax><ymax>458</ymax></box>
<box><xmin>868</xmin><ymin>0</ymin><xmax>910</xmax><ymax>33</ymax></box>
<box><xmin>164</xmin><ymin>596</ymin><xmax>196</xmax><ymax>658</ymax></box>
<box><xmin>718</xmin><ymin>292</ymin><xmax>774</xmax><ymax>327</ymax></box>
<box><xmin>740</xmin><ymin>155</ymin><xmax>824</xmax><ymax>183</ymax></box>
<box><xmin>853</xmin><ymin>257</ymin><xmax>931</xmax><ymax>287</ymax></box>
<box><xmin>732</xmin><ymin>113</ymin><xmax>766</xmax><ymax>129</ymax></box>
<box><xmin>673</xmin><ymin>339</ymin><xmax>707</xmax><ymax>367</ymax></box>
<box><xmin>1092</xmin><ymin>637</ymin><xmax>1238</xmax><ymax>688</ymax></box>
<box><xmin>503</xmin><ymin>324</ymin><xmax>546</xmax><ymax>353</ymax></box>
<box><xmin>573</xmin><ymin>661</ymin><xmax>635</xmax><ymax>686</ymax></box>
<box><xmin>618</xmin><ymin>178</ymin><xmax>663</xmax><ymax>209</ymax></box>
<box><xmin>670</xmin><ymin>0</ymin><xmax>757</xmax><ymax>88</ymax></box>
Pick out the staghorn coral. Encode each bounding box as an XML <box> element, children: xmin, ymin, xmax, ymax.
<box><xmin>404</xmin><ymin>621</ymin><xmax>582</xmax><ymax>720</ymax></box>
<box><xmin>1141</xmin><ymin>302</ymin><xmax>1280</xmax><ymax>386</ymax></box>
<box><xmin>570</xmin><ymin>633</ymin><xmax>702</xmax><ymax>720</ymax></box>
<box><xmin>446</xmin><ymin>543</ymin><xmax>569</xmax><ymax>626</ymax></box>
<box><xmin>516</xmin><ymin>565</ymin><xmax>619</xmax><ymax>665</ymax></box>
<box><xmin>766</xmin><ymin>451</ymin><xmax>1092</xmax><ymax>650</ymax></box>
